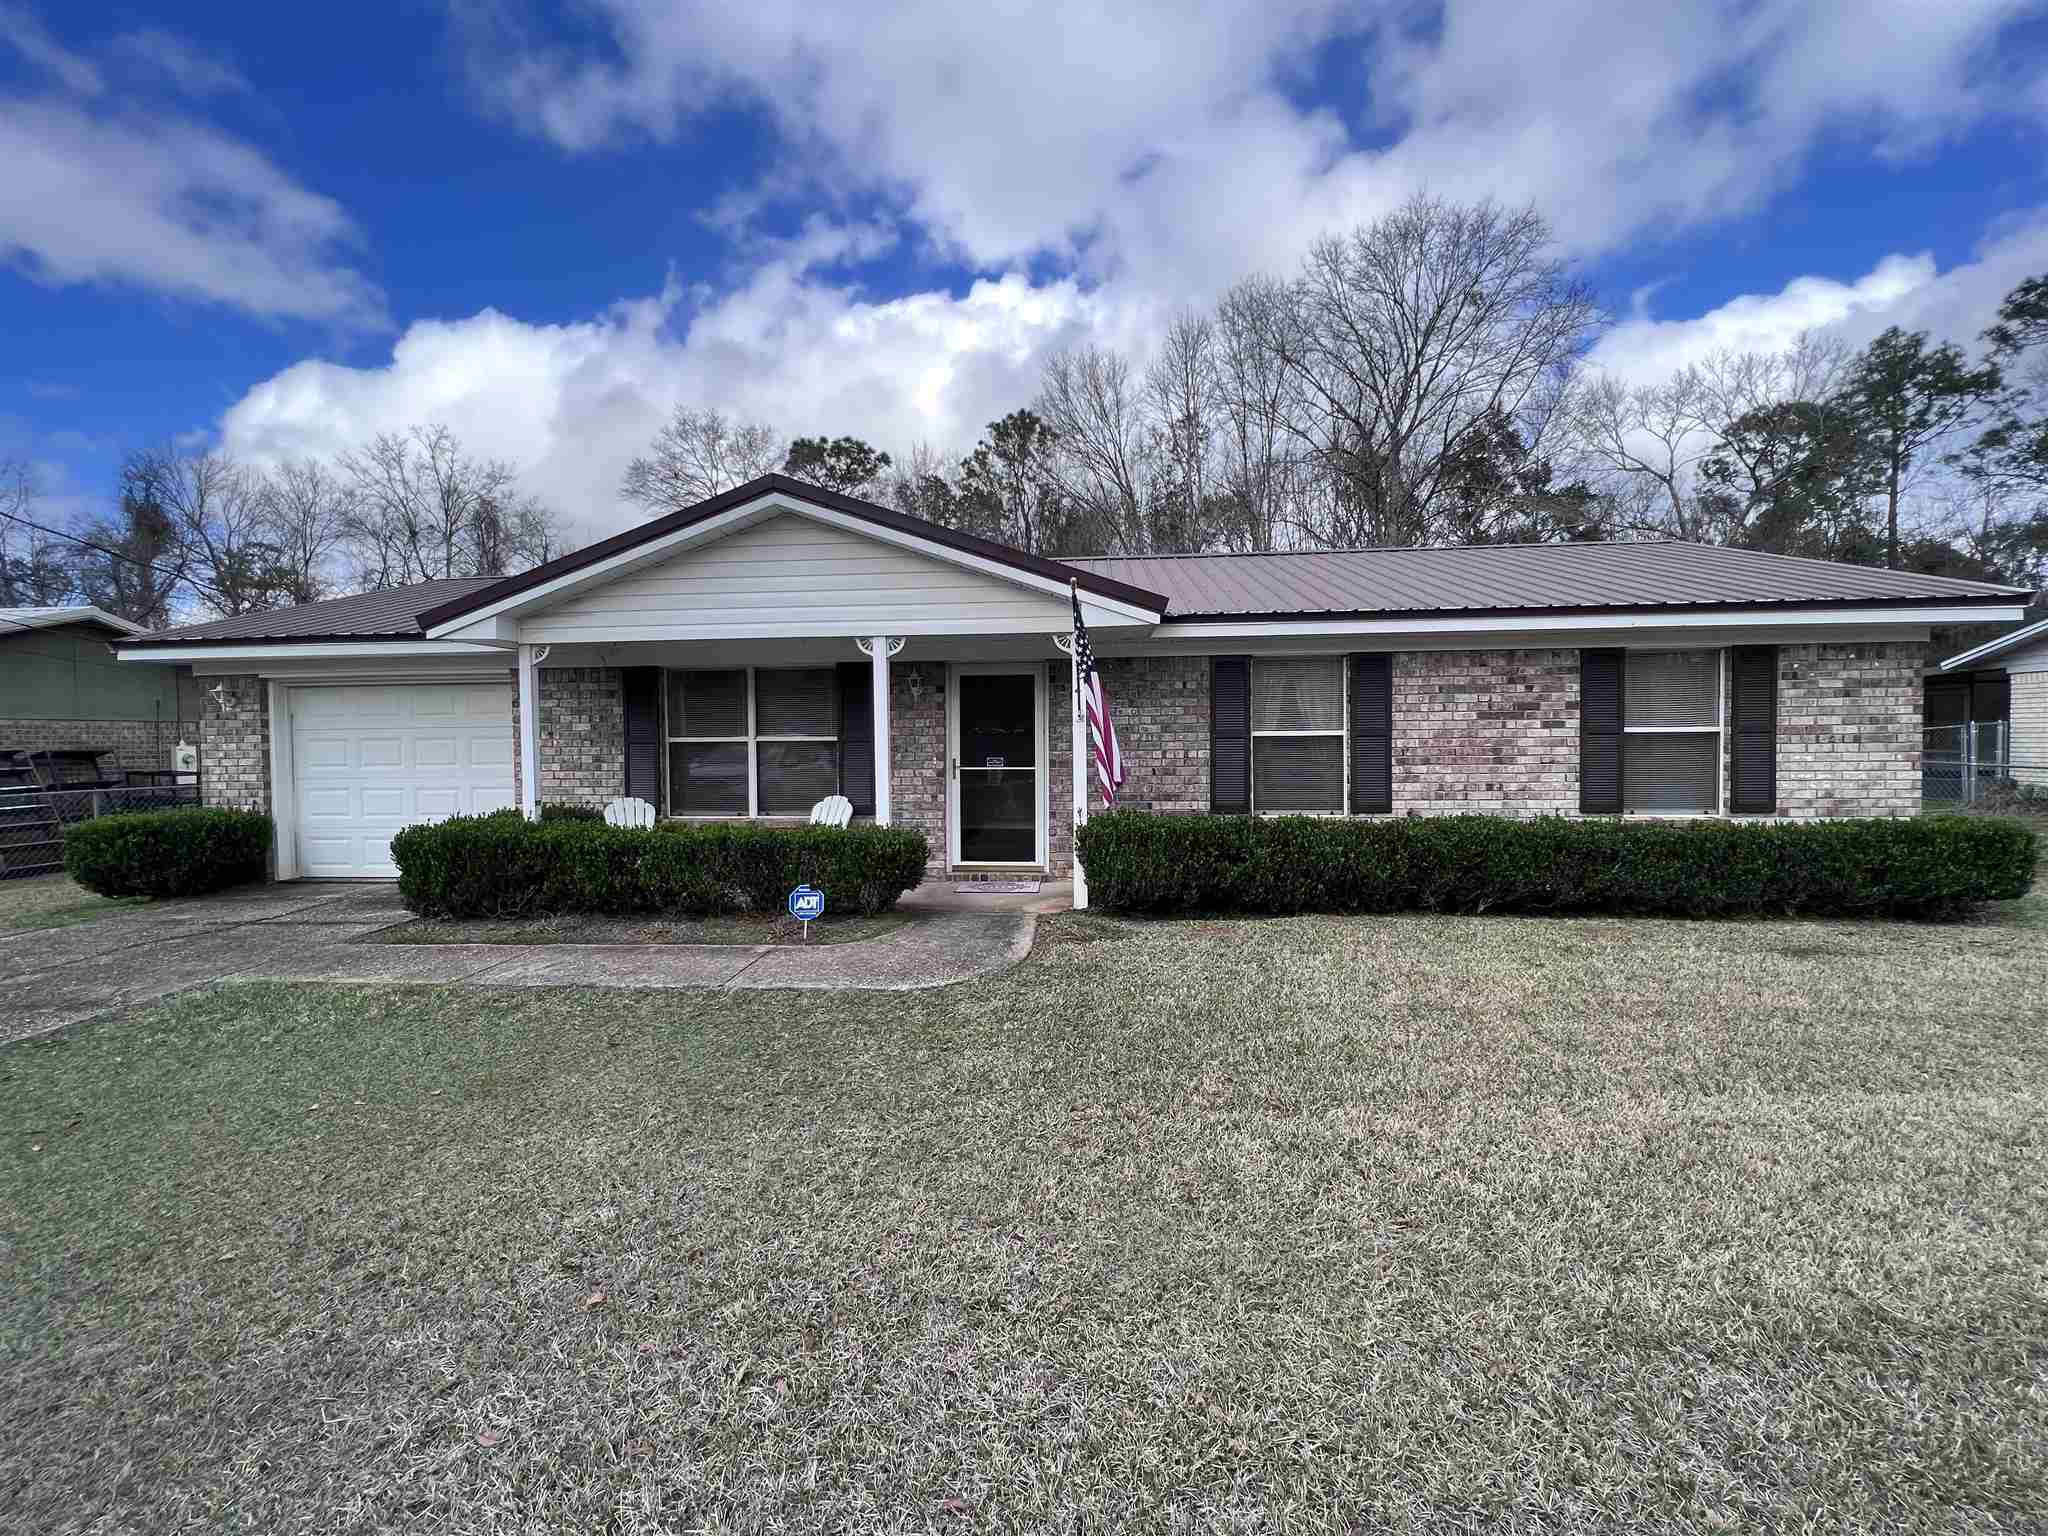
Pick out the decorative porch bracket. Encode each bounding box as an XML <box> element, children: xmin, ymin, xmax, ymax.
<box><xmin>854</xmin><ymin>637</ymin><xmax>905</xmax><ymax>825</ymax></box>
<box><xmin>1053</xmin><ymin>632</ymin><xmax>1088</xmax><ymax>910</ymax></box>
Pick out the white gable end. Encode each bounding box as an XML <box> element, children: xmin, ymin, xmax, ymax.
<box><xmin>520</xmin><ymin>512</ymin><xmax>1085</xmax><ymax>643</ymax></box>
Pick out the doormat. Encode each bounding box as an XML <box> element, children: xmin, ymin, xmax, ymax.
<box><xmin>955</xmin><ymin>880</ymin><xmax>1041</xmax><ymax>894</ymax></box>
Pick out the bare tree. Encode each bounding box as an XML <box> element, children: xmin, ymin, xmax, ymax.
<box><xmin>1211</xmin><ymin>280</ymin><xmax>1300</xmax><ymax>551</ymax></box>
<box><xmin>0</xmin><ymin>457</ymin><xmax>77</xmax><ymax>606</ymax></box>
<box><xmin>1035</xmin><ymin>344</ymin><xmax>1153</xmax><ymax>553</ymax></box>
<box><xmin>1144</xmin><ymin>311</ymin><xmax>1220</xmax><ymax>552</ymax></box>
<box><xmin>338</xmin><ymin>425</ymin><xmax>560</xmax><ymax>586</ymax></box>
<box><xmin>621</xmin><ymin>406</ymin><xmax>783</xmax><ymax>511</ymax></box>
<box><xmin>1251</xmin><ymin>194</ymin><xmax>1602</xmax><ymax>547</ymax></box>
<box><xmin>257</xmin><ymin>458</ymin><xmax>354</xmax><ymax>604</ymax></box>
<box><xmin>122</xmin><ymin>447</ymin><xmax>290</xmax><ymax>617</ymax></box>
<box><xmin>74</xmin><ymin>456</ymin><xmax>189</xmax><ymax>629</ymax></box>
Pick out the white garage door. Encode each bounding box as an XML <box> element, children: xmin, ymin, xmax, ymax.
<box><xmin>292</xmin><ymin>683</ymin><xmax>515</xmax><ymax>878</ymax></box>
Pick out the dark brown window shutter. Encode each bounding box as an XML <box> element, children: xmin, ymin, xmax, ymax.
<box><xmin>1211</xmin><ymin>656</ymin><xmax>1251</xmax><ymax>814</ymax></box>
<box><xmin>622</xmin><ymin>667</ymin><xmax>663</xmax><ymax>810</ymax></box>
<box><xmin>1580</xmin><ymin>649</ymin><xmax>1624</xmax><ymax>814</ymax></box>
<box><xmin>1348</xmin><ymin>654</ymin><xmax>1392</xmax><ymax>814</ymax></box>
<box><xmin>837</xmin><ymin>661</ymin><xmax>875</xmax><ymax>816</ymax></box>
<box><xmin>1729</xmin><ymin>645</ymin><xmax>1778</xmax><ymax>814</ymax></box>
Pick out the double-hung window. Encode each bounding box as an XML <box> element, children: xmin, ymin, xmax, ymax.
<box><xmin>1620</xmin><ymin>649</ymin><xmax>1722</xmax><ymax>814</ymax></box>
<box><xmin>1250</xmin><ymin>657</ymin><xmax>1347</xmax><ymax>812</ymax></box>
<box><xmin>667</xmin><ymin>667</ymin><xmax>841</xmax><ymax>817</ymax></box>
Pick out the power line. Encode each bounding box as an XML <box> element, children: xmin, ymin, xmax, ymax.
<box><xmin>0</xmin><ymin>505</ymin><xmax>188</xmax><ymax>584</ymax></box>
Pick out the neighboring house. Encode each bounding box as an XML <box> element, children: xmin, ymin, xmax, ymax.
<box><xmin>1</xmin><ymin>606</ymin><xmax>201</xmax><ymax>777</ymax></box>
<box><xmin>114</xmin><ymin>475</ymin><xmax>2033</xmax><ymax>901</ymax></box>
<box><xmin>1934</xmin><ymin>614</ymin><xmax>2048</xmax><ymax>791</ymax></box>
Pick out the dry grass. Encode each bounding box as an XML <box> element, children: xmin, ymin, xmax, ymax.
<box><xmin>0</xmin><ymin>872</ymin><xmax>142</xmax><ymax>931</ymax></box>
<box><xmin>3</xmin><ymin>899</ymin><xmax>2046</xmax><ymax>1532</ymax></box>
<box><xmin>374</xmin><ymin>909</ymin><xmax>910</xmax><ymax>947</ymax></box>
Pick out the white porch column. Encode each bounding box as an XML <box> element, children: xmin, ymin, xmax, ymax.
<box><xmin>870</xmin><ymin>636</ymin><xmax>893</xmax><ymax>825</ymax></box>
<box><xmin>1069</xmin><ymin>635</ymin><xmax>1090</xmax><ymax>910</ymax></box>
<box><xmin>518</xmin><ymin>642</ymin><xmax>541</xmax><ymax>820</ymax></box>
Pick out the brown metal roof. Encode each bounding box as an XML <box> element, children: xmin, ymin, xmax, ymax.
<box><xmin>1063</xmin><ymin>541</ymin><xmax>2030</xmax><ymax>619</ymax></box>
<box><xmin>119</xmin><ymin>577</ymin><xmax>503</xmax><ymax>647</ymax></box>
<box><xmin>115</xmin><ymin>532</ymin><xmax>2029</xmax><ymax>651</ymax></box>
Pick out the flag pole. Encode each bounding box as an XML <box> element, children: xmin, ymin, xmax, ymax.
<box><xmin>1069</xmin><ymin>581</ymin><xmax>1089</xmax><ymax>911</ymax></box>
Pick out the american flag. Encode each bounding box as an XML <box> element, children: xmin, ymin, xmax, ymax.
<box><xmin>1071</xmin><ymin>584</ymin><xmax>1126</xmax><ymax>806</ymax></box>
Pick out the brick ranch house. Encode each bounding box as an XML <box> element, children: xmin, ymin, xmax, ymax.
<box><xmin>115</xmin><ymin>475</ymin><xmax>2033</xmax><ymax>907</ymax></box>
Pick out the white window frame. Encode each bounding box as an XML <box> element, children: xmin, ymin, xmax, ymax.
<box><xmin>1249</xmin><ymin>654</ymin><xmax>1350</xmax><ymax>816</ymax></box>
<box><xmin>665</xmin><ymin>666</ymin><xmax>840</xmax><ymax>818</ymax></box>
<box><xmin>1621</xmin><ymin>647</ymin><xmax>1724</xmax><ymax>817</ymax></box>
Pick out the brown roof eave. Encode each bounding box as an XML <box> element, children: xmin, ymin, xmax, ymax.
<box><xmin>415</xmin><ymin>473</ymin><xmax>1170</xmax><ymax>632</ymax></box>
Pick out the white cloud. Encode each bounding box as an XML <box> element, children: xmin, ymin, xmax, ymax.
<box><xmin>108</xmin><ymin>28</ymin><xmax>250</xmax><ymax>98</ymax></box>
<box><xmin>455</xmin><ymin>0</ymin><xmax>2047</xmax><ymax>293</ymax></box>
<box><xmin>0</xmin><ymin>2</ymin><xmax>103</xmax><ymax>95</ymax></box>
<box><xmin>217</xmin><ymin>261</ymin><xmax>1112</xmax><ymax>544</ymax></box>
<box><xmin>0</xmin><ymin>6</ymin><xmax>381</xmax><ymax>328</ymax></box>
<box><xmin>1588</xmin><ymin>215</ymin><xmax>2048</xmax><ymax>385</ymax></box>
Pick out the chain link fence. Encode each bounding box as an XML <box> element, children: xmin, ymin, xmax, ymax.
<box><xmin>0</xmin><ymin>783</ymin><xmax>202</xmax><ymax>879</ymax></box>
<box><xmin>1924</xmin><ymin>722</ymin><xmax>2047</xmax><ymax>809</ymax></box>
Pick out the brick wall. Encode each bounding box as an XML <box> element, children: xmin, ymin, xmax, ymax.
<box><xmin>1391</xmin><ymin>648</ymin><xmax>1580</xmax><ymax>815</ymax></box>
<box><xmin>888</xmin><ymin>660</ymin><xmax>948</xmax><ymax>872</ymax></box>
<box><xmin>532</xmin><ymin>667</ymin><xmax>626</xmax><ymax>807</ymax></box>
<box><xmin>2012</xmin><ymin>670</ymin><xmax>2048</xmax><ymax>788</ymax></box>
<box><xmin>1774</xmin><ymin>641</ymin><xmax>1922</xmax><ymax>816</ymax></box>
<box><xmin>0</xmin><ymin>716</ymin><xmax>199</xmax><ymax>774</ymax></box>
<box><xmin>199</xmin><ymin>674</ymin><xmax>270</xmax><ymax>813</ymax></box>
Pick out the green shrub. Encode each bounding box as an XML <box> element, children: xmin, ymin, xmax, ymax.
<box><xmin>390</xmin><ymin>816</ymin><xmax>930</xmax><ymax>919</ymax></box>
<box><xmin>63</xmin><ymin>807</ymin><xmax>273</xmax><ymax>899</ymax></box>
<box><xmin>1075</xmin><ymin>811</ymin><xmax>2037</xmax><ymax>922</ymax></box>
<box><xmin>538</xmin><ymin>801</ymin><xmax>606</xmax><ymax>823</ymax></box>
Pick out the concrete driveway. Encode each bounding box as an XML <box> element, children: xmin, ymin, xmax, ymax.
<box><xmin>0</xmin><ymin>882</ymin><xmax>1036</xmax><ymax>1042</ymax></box>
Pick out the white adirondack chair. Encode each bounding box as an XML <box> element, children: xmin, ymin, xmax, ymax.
<box><xmin>603</xmin><ymin>796</ymin><xmax>656</xmax><ymax>829</ymax></box>
<box><xmin>809</xmin><ymin>794</ymin><xmax>854</xmax><ymax>829</ymax></box>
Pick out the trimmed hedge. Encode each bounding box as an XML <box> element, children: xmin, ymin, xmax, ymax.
<box><xmin>63</xmin><ymin>807</ymin><xmax>273</xmax><ymax>899</ymax></box>
<box><xmin>390</xmin><ymin>815</ymin><xmax>930</xmax><ymax>919</ymax></box>
<box><xmin>1075</xmin><ymin>811</ymin><xmax>2038</xmax><ymax>922</ymax></box>
<box><xmin>538</xmin><ymin>801</ymin><xmax>605</xmax><ymax>823</ymax></box>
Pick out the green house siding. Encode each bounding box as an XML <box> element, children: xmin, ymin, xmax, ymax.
<box><xmin>0</xmin><ymin>626</ymin><xmax>196</xmax><ymax>723</ymax></box>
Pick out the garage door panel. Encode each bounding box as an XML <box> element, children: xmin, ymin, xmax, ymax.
<box><xmin>291</xmin><ymin>682</ymin><xmax>514</xmax><ymax>878</ymax></box>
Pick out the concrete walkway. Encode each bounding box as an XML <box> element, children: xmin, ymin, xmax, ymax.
<box><xmin>0</xmin><ymin>881</ymin><xmax>1038</xmax><ymax>1041</ymax></box>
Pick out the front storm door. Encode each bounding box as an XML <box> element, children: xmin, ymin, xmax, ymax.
<box><xmin>949</xmin><ymin>666</ymin><xmax>1045</xmax><ymax>866</ymax></box>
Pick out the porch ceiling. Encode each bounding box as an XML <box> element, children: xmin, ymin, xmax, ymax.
<box><xmin>531</xmin><ymin>633</ymin><xmax>1073</xmax><ymax>670</ymax></box>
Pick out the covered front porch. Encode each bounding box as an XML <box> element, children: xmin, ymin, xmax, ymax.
<box><xmin>510</xmin><ymin>631</ymin><xmax>1097</xmax><ymax>898</ymax></box>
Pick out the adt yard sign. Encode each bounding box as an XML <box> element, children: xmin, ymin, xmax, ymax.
<box><xmin>787</xmin><ymin>884</ymin><xmax>825</xmax><ymax>937</ymax></box>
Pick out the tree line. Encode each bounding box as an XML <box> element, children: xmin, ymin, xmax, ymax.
<box><xmin>8</xmin><ymin>193</ymin><xmax>2044</xmax><ymax>631</ymax></box>
<box><xmin>627</xmin><ymin>196</ymin><xmax>2048</xmax><ymax>595</ymax></box>
<box><xmin>0</xmin><ymin>425</ymin><xmax>564</xmax><ymax>629</ymax></box>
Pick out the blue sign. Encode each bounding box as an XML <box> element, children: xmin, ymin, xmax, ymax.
<box><xmin>787</xmin><ymin>884</ymin><xmax>826</xmax><ymax>922</ymax></box>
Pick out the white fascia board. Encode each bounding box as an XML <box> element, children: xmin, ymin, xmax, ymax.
<box><xmin>425</xmin><ymin>492</ymin><xmax>1164</xmax><ymax>638</ymax></box>
<box><xmin>115</xmin><ymin>640</ymin><xmax>514</xmax><ymax>665</ymax></box>
<box><xmin>1151</xmin><ymin>605</ymin><xmax>2025</xmax><ymax>642</ymax></box>
<box><xmin>1939</xmin><ymin>614</ymin><xmax>2048</xmax><ymax>670</ymax></box>
<box><xmin>519</xmin><ymin>612</ymin><xmax>1144</xmax><ymax>644</ymax></box>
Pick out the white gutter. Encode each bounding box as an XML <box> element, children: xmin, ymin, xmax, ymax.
<box><xmin>1938</xmin><ymin>613</ymin><xmax>2048</xmax><ymax>671</ymax></box>
<box><xmin>1153</xmin><ymin>604</ymin><xmax>2027</xmax><ymax>641</ymax></box>
<box><xmin>114</xmin><ymin>639</ymin><xmax>515</xmax><ymax>664</ymax></box>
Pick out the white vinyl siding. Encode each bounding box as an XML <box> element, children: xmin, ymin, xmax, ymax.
<box><xmin>523</xmin><ymin>513</ymin><xmax>1073</xmax><ymax>642</ymax></box>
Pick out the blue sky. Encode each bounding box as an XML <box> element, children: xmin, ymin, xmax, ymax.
<box><xmin>4</xmin><ymin>0</ymin><xmax>2048</xmax><ymax>543</ymax></box>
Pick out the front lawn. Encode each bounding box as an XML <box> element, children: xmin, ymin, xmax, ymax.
<box><xmin>0</xmin><ymin>873</ymin><xmax>144</xmax><ymax>931</ymax></box>
<box><xmin>4</xmin><ymin>905</ymin><xmax>2045</xmax><ymax>1530</ymax></box>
